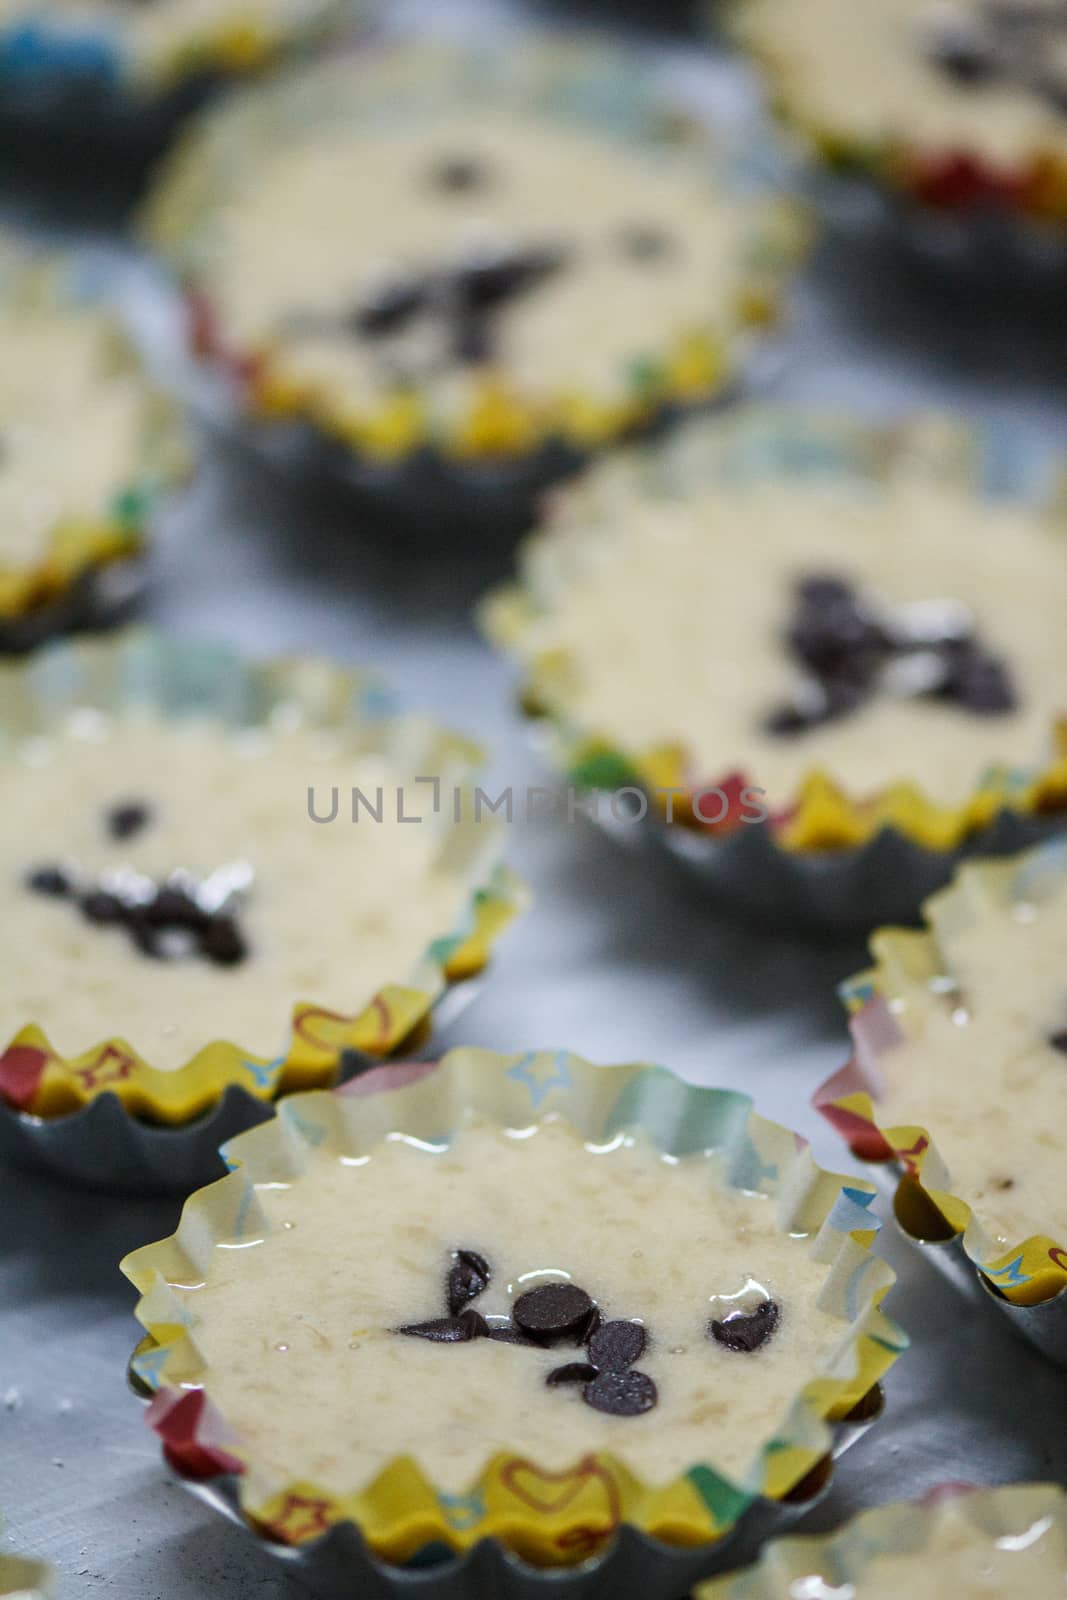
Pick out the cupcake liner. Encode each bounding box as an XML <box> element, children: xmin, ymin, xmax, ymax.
<box><xmin>698</xmin><ymin>1480</ymin><xmax>1067</xmax><ymax>1599</ymax></box>
<box><xmin>0</xmin><ymin>242</ymin><xmax>182</xmax><ymax>644</ymax></box>
<box><xmin>816</xmin><ymin>842</ymin><xmax>1067</xmax><ymax>1365</ymax></box>
<box><xmin>143</xmin><ymin>38</ymin><xmax>803</xmax><ymax>539</ymax></box>
<box><xmin>484</xmin><ymin>407</ymin><xmax>1067</xmax><ymax>933</ymax></box>
<box><xmin>0</xmin><ymin>630</ymin><xmax>525</xmax><ymax>1191</ymax></box>
<box><xmin>122</xmin><ymin>1049</ymin><xmax>906</xmax><ymax>1593</ymax></box>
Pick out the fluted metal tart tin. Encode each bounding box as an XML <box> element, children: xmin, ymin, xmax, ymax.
<box><xmin>485</xmin><ymin>409</ymin><xmax>1067</xmax><ymax>935</ymax></box>
<box><xmin>817</xmin><ymin>843</ymin><xmax>1067</xmax><ymax>1367</ymax></box>
<box><xmin>698</xmin><ymin>1480</ymin><xmax>1067</xmax><ymax>1600</ymax></box>
<box><xmin>0</xmin><ymin>631</ymin><xmax>524</xmax><ymax>1193</ymax></box>
<box><xmin>122</xmin><ymin>1049</ymin><xmax>906</xmax><ymax>1597</ymax></box>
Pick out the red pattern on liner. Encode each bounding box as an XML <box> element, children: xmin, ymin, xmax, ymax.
<box><xmin>0</xmin><ymin>1043</ymin><xmax>51</xmax><ymax>1110</ymax></box>
<box><xmin>149</xmin><ymin>1388</ymin><xmax>244</xmax><ymax>1483</ymax></box>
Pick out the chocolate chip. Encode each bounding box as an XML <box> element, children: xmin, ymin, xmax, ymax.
<box><xmin>454</xmin><ymin>246</ymin><xmax>566</xmax><ymax>315</ymax></box>
<box><xmin>452</xmin><ymin>316</ymin><xmax>494</xmax><ymax>366</ymax></box>
<box><xmin>618</xmin><ymin>224</ymin><xmax>674</xmax><ymax>261</ymax></box>
<box><xmin>106</xmin><ymin>801</ymin><xmax>152</xmax><ymax>841</ymax></box>
<box><xmin>943</xmin><ymin>650</ymin><xmax>1016</xmax><ymax>714</ymax></box>
<box><xmin>797</xmin><ymin>574</ymin><xmax>854</xmax><ymax>607</ymax></box>
<box><xmin>397</xmin><ymin>1310</ymin><xmax>488</xmax><ymax>1343</ymax></box>
<box><xmin>26</xmin><ymin>865</ymin><xmax>71</xmax><ymax>897</ymax></box>
<box><xmin>431</xmin><ymin>156</ymin><xmax>489</xmax><ymax>192</ymax></box>
<box><xmin>487</xmin><ymin>1323</ymin><xmax>541</xmax><ymax>1346</ymax></box>
<box><xmin>788</xmin><ymin>595</ymin><xmax>885</xmax><ymax>673</ymax></box>
<box><xmin>1049</xmin><ymin>1031</ymin><xmax>1067</xmax><ymax>1054</ymax></box>
<box><xmin>80</xmin><ymin>889</ymin><xmax>123</xmax><ymax>924</ymax></box>
<box><xmin>200</xmin><ymin>916</ymin><xmax>248</xmax><ymax>967</ymax></box>
<box><xmin>930</xmin><ymin>29</ymin><xmax>1000</xmax><ymax>83</ymax></box>
<box><xmin>763</xmin><ymin>702</ymin><xmax>815</xmax><ymax>738</ymax></box>
<box><xmin>354</xmin><ymin>278</ymin><xmax>427</xmax><ymax>338</ymax></box>
<box><xmin>588</xmin><ymin>1320</ymin><xmax>646</xmax><ymax>1372</ymax></box>
<box><xmin>583</xmin><ymin>1369</ymin><xmax>657</xmax><ymax>1416</ymax></box>
<box><xmin>130</xmin><ymin>921</ymin><xmax>175</xmax><ymax>960</ymax></box>
<box><xmin>141</xmin><ymin>888</ymin><xmax>208</xmax><ymax>930</ymax></box>
<box><xmin>546</xmin><ymin>1362</ymin><xmax>598</xmax><ymax>1387</ymax></box>
<box><xmin>512</xmin><ymin>1284</ymin><xmax>596</xmax><ymax>1343</ymax></box>
<box><xmin>709</xmin><ymin>1299</ymin><xmax>780</xmax><ymax>1353</ymax></box>
<box><xmin>447</xmin><ymin>1249</ymin><xmax>491</xmax><ymax>1316</ymax></box>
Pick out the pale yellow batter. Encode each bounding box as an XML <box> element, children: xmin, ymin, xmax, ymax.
<box><xmin>1</xmin><ymin>710</ymin><xmax>470</xmax><ymax>1069</ymax></box>
<box><xmin>510</xmin><ymin>465</ymin><xmax>1066</xmax><ymax>809</ymax></box>
<box><xmin>738</xmin><ymin>0</ymin><xmax>1067</xmax><ymax>170</ymax></box>
<box><xmin>173</xmin><ymin>1117</ymin><xmax>844</xmax><ymax>1494</ymax></box>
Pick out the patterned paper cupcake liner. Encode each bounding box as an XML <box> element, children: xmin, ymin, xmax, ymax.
<box><xmin>0</xmin><ymin>243</ymin><xmax>182</xmax><ymax>647</ymax></box>
<box><xmin>698</xmin><ymin>1480</ymin><xmax>1067</xmax><ymax>1599</ymax></box>
<box><xmin>0</xmin><ymin>631</ymin><xmax>525</xmax><ymax>1192</ymax></box>
<box><xmin>484</xmin><ymin>408</ymin><xmax>1067</xmax><ymax>932</ymax></box>
<box><xmin>122</xmin><ymin>1049</ymin><xmax>906</xmax><ymax>1595</ymax></box>
<box><xmin>817</xmin><ymin>842</ymin><xmax>1067</xmax><ymax>1365</ymax></box>
<box><xmin>143</xmin><ymin>38</ymin><xmax>804</xmax><ymax>538</ymax></box>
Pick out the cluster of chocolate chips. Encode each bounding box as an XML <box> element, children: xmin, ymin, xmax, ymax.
<box><xmin>765</xmin><ymin>574</ymin><xmax>1016</xmax><ymax>737</ymax></box>
<box><xmin>287</xmin><ymin>239</ymin><xmax>567</xmax><ymax>371</ymax></box>
<box><xmin>1049</xmin><ymin>1030</ymin><xmax>1067</xmax><ymax>1054</ymax></box>
<box><xmin>24</xmin><ymin>799</ymin><xmax>251</xmax><ymax>968</ymax></box>
<box><xmin>708</xmin><ymin>1298</ymin><xmax>779</xmax><ymax>1353</ymax></box>
<box><xmin>397</xmin><ymin>1252</ymin><xmax>657</xmax><ymax>1417</ymax></box>
<box><xmin>926</xmin><ymin>0</ymin><xmax>1067</xmax><ymax>114</ymax></box>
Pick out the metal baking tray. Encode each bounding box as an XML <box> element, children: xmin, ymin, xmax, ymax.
<box><xmin>2</xmin><ymin>3</ymin><xmax>1066</xmax><ymax>1598</ymax></box>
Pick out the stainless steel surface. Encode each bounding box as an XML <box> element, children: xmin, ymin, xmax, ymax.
<box><xmin>3</xmin><ymin>0</ymin><xmax>1067</xmax><ymax>1595</ymax></box>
